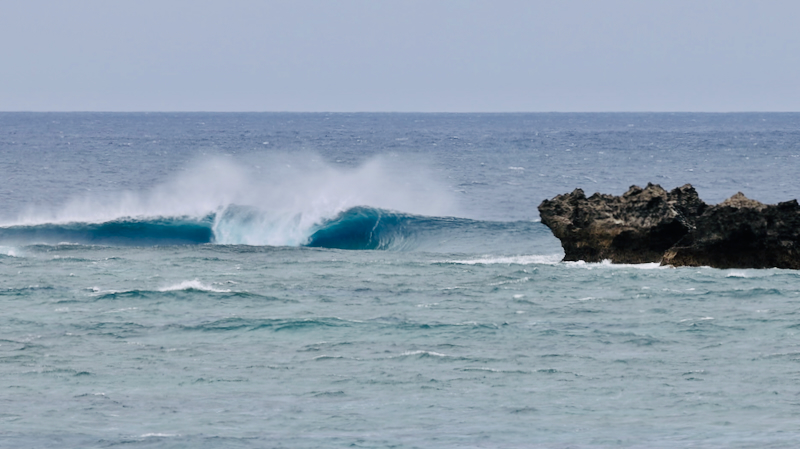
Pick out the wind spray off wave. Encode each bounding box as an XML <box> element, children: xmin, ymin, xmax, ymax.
<box><xmin>0</xmin><ymin>155</ymin><xmax>464</xmax><ymax>249</ymax></box>
<box><xmin>0</xmin><ymin>155</ymin><xmax>564</xmax><ymax>254</ymax></box>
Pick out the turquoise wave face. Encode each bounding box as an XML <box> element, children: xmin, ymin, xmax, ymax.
<box><xmin>0</xmin><ymin>216</ymin><xmax>215</xmax><ymax>246</ymax></box>
<box><xmin>0</xmin><ymin>207</ymin><xmax>423</xmax><ymax>249</ymax></box>
<box><xmin>305</xmin><ymin>206</ymin><xmax>411</xmax><ymax>250</ymax></box>
<box><xmin>307</xmin><ymin>206</ymin><xmax>557</xmax><ymax>253</ymax></box>
<box><xmin>0</xmin><ymin>206</ymin><xmax>560</xmax><ymax>255</ymax></box>
<box><xmin>1</xmin><ymin>207</ymin><xmax>403</xmax><ymax>248</ymax></box>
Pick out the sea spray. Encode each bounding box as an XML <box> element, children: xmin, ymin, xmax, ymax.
<box><xmin>5</xmin><ymin>154</ymin><xmax>458</xmax><ymax>246</ymax></box>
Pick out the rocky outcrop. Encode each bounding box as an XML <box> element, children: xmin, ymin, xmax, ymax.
<box><xmin>662</xmin><ymin>194</ymin><xmax>800</xmax><ymax>269</ymax></box>
<box><xmin>538</xmin><ymin>183</ymin><xmax>706</xmax><ymax>263</ymax></box>
<box><xmin>539</xmin><ymin>184</ymin><xmax>800</xmax><ymax>269</ymax></box>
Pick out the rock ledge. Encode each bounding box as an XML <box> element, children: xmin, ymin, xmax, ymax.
<box><xmin>538</xmin><ymin>184</ymin><xmax>800</xmax><ymax>269</ymax></box>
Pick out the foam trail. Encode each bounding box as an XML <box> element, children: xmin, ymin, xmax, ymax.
<box><xmin>563</xmin><ymin>260</ymin><xmax>666</xmax><ymax>270</ymax></box>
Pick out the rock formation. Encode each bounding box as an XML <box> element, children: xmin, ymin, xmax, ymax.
<box><xmin>538</xmin><ymin>183</ymin><xmax>705</xmax><ymax>263</ymax></box>
<box><xmin>662</xmin><ymin>194</ymin><xmax>800</xmax><ymax>269</ymax></box>
<box><xmin>538</xmin><ymin>184</ymin><xmax>800</xmax><ymax>269</ymax></box>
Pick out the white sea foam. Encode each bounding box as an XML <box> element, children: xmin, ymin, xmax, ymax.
<box><xmin>462</xmin><ymin>367</ymin><xmax>502</xmax><ymax>372</ymax></box>
<box><xmin>159</xmin><ymin>279</ymin><xmax>230</xmax><ymax>293</ymax></box>
<box><xmin>440</xmin><ymin>255</ymin><xmax>665</xmax><ymax>269</ymax></box>
<box><xmin>489</xmin><ymin>277</ymin><xmax>531</xmax><ymax>286</ymax></box>
<box><xmin>680</xmin><ymin>317</ymin><xmax>714</xmax><ymax>323</ymax></box>
<box><xmin>87</xmin><ymin>288</ymin><xmax>120</xmax><ymax>296</ymax></box>
<box><xmin>0</xmin><ymin>246</ymin><xmax>18</xmax><ymax>257</ymax></box>
<box><xmin>440</xmin><ymin>254</ymin><xmax>562</xmax><ymax>265</ymax></box>
<box><xmin>312</xmin><ymin>355</ymin><xmax>346</xmax><ymax>361</ymax></box>
<box><xmin>564</xmin><ymin>260</ymin><xmax>665</xmax><ymax>270</ymax></box>
<box><xmin>102</xmin><ymin>307</ymin><xmax>138</xmax><ymax>314</ymax></box>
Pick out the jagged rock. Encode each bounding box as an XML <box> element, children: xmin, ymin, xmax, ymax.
<box><xmin>538</xmin><ymin>183</ymin><xmax>706</xmax><ymax>263</ymax></box>
<box><xmin>662</xmin><ymin>194</ymin><xmax>800</xmax><ymax>269</ymax></box>
<box><xmin>539</xmin><ymin>184</ymin><xmax>800</xmax><ymax>269</ymax></box>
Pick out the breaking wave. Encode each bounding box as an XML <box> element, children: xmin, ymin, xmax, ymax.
<box><xmin>0</xmin><ymin>204</ymin><xmax>555</xmax><ymax>253</ymax></box>
<box><xmin>0</xmin><ymin>155</ymin><xmax>558</xmax><ymax>253</ymax></box>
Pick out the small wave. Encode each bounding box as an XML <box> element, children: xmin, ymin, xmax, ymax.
<box><xmin>0</xmin><ymin>246</ymin><xmax>19</xmax><ymax>257</ymax></box>
<box><xmin>312</xmin><ymin>355</ymin><xmax>348</xmax><ymax>361</ymax></box>
<box><xmin>90</xmin><ymin>289</ymin><xmax>145</xmax><ymax>300</ymax></box>
<box><xmin>180</xmin><ymin>317</ymin><xmax>357</xmax><ymax>333</ymax></box>
<box><xmin>679</xmin><ymin>317</ymin><xmax>715</xmax><ymax>323</ymax></box>
<box><xmin>459</xmin><ymin>367</ymin><xmax>502</xmax><ymax>372</ymax></box>
<box><xmin>396</xmin><ymin>350</ymin><xmax>449</xmax><ymax>358</ymax></box>
<box><xmin>158</xmin><ymin>279</ymin><xmax>231</xmax><ymax>293</ymax></box>
<box><xmin>458</xmin><ymin>367</ymin><xmax>534</xmax><ymax>375</ymax></box>
<box><xmin>489</xmin><ymin>276</ymin><xmax>531</xmax><ymax>286</ymax></box>
<box><xmin>89</xmin><ymin>281</ymin><xmax>236</xmax><ymax>299</ymax></box>
<box><xmin>101</xmin><ymin>307</ymin><xmax>138</xmax><ymax>314</ymax></box>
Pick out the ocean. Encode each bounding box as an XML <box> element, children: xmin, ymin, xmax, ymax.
<box><xmin>1</xmin><ymin>112</ymin><xmax>800</xmax><ymax>448</ymax></box>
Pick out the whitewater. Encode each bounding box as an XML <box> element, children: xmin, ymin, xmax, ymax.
<box><xmin>1</xmin><ymin>112</ymin><xmax>800</xmax><ymax>448</ymax></box>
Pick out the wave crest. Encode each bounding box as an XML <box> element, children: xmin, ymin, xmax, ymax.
<box><xmin>0</xmin><ymin>203</ymin><xmax>559</xmax><ymax>254</ymax></box>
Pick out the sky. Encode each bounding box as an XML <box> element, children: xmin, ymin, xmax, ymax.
<box><xmin>1</xmin><ymin>0</ymin><xmax>798</xmax><ymax>112</ymax></box>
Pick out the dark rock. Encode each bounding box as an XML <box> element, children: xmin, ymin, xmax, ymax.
<box><xmin>538</xmin><ymin>183</ymin><xmax>706</xmax><ymax>263</ymax></box>
<box><xmin>662</xmin><ymin>193</ymin><xmax>800</xmax><ymax>269</ymax></box>
<box><xmin>539</xmin><ymin>184</ymin><xmax>800</xmax><ymax>269</ymax></box>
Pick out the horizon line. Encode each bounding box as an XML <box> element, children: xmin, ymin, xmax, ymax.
<box><xmin>2</xmin><ymin>110</ymin><xmax>799</xmax><ymax>114</ymax></box>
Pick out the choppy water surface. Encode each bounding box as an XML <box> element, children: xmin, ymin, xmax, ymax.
<box><xmin>1</xmin><ymin>113</ymin><xmax>800</xmax><ymax>448</ymax></box>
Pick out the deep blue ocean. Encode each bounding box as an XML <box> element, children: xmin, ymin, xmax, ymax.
<box><xmin>1</xmin><ymin>113</ymin><xmax>800</xmax><ymax>448</ymax></box>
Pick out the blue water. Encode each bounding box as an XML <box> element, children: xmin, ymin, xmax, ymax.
<box><xmin>1</xmin><ymin>113</ymin><xmax>800</xmax><ymax>448</ymax></box>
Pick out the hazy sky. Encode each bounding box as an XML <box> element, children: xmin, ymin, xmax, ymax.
<box><xmin>2</xmin><ymin>0</ymin><xmax>798</xmax><ymax>112</ymax></box>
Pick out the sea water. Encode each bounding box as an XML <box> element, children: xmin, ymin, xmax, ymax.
<box><xmin>1</xmin><ymin>113</ymin><xmax>799</xmax><ymax>448</ymax></box>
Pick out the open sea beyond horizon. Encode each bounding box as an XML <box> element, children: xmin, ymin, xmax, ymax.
<box><xmin>2</xmin><ymin>112</ymin><xmax>800</xmax><ymax>448</ymax></box>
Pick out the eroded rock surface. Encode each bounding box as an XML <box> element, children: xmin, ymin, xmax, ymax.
<box><xmin>662</xmin><ymin>194</ymin><xmax>800</xmax><ymax>269</ymax></box>
<box><xmin>538</xmin><ymin>183</ymin><xmax>706</xmax><ymax>263</ymax></box>
<box><xmin>539</xmin><ymin>184</ymin><xmax>800</xmax><ymax>269</ymax></box>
